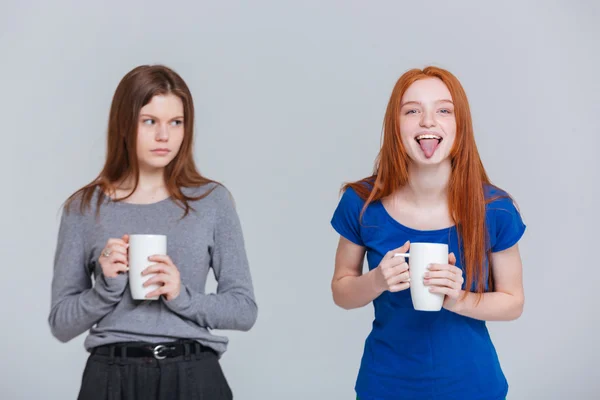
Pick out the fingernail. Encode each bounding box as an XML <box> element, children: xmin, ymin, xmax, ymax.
<box><xmin>429</xmin><ymin>287</ymin><xmax>434</xmax><ymax>292</ymax></box>
<box><xmin>424</xmin><ymin>272</ymin><xmax>429</xmax><ymax>278</ymax></box>
<box><xmin>426</xmin><ymin>264</ymin><xmax>431</xmax><ymax>270</ymax></box>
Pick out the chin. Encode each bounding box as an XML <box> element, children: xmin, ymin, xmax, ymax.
<box><xmin>423</xmin><ymin>155</ymin><xmax>449</xmax><ymax>164</ymax></box>
<box><xmin>140</xmin><ymin>159</ymin><xmax>174</xmax><ymax>170</ymax></box>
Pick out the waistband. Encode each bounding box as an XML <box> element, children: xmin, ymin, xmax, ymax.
<box><xmin>91</xmin><ymin>340</ymin><xmax>215</xmax><ymax>360</ymax></box>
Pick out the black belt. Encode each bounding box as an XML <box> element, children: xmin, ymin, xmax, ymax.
<box><xmin>92</xmin><ymin>340</ymin><xmax>214</xmax><ymax>360</ymax></box>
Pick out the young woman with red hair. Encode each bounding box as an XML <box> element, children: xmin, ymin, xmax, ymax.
<box><xmin>330</xmin><ymin>66</ymin><xmax>525</xmax><ymax>400</ymax></box>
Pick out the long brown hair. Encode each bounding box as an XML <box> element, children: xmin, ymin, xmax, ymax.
<box><xmin>64</xmin><ymin>64</ymin><xmax>217</xmax><ymax>217</ymax></box>
<box><xmin>345</xmin><ymin>66</ymin><xmax>501</xmax><ymax>297</ymax></box>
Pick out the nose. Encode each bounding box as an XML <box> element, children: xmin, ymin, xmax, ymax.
<box><xmin>419</xmin><ymin>108</ymin><xmax>436</xmax><ymax>128</ymax></box>
<box><xmin>155</xmin><ymin>124</ymin><xmax>169</xmax><ymax>142</ymax></box>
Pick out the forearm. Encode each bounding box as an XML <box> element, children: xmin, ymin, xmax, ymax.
<box><xmin>332</xmin><ymin>269</ymin><xmax>383</xmax><ymax>310</ymax></box>
<box><xmin>48</xmin><ymin>275</ymin><xmax>126</xmax><ymax>342</ymax></box>
<box><xmin>450</xmin><ymin>290</ymin><xmax>524</xmax><ymax>321</ymax></box>
<box><xmin>165</xmin><ymin>285</ymin><xmax>257</xmax><ymax>331</ymax></box>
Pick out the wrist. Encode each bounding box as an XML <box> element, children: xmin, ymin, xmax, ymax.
<box><xmin>167</xmin><ymin>286</ymin><xmax>181</xmax><ymax>301</ymax></box>
<box><xmin>164</xmin><ymin>284</ymin><xmax>189</xmax><ymax>308</ymax></box>
<box><xmin>100</xmin><ymin>273</ymin><xmax>128</xmax><ymax>291</ymax></box>
<box><xmin>448</xmin><ymin>290</ymin><xmax>467</xmax><ymax>313</ymax></box>
<box><xmin>368</xmin><ymin>267</ymin><xmax>386</xmax><ymax>296</ymax></box>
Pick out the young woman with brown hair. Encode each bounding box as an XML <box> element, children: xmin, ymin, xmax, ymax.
<box><xmin>49</xmin><ymin>65</ymin><xmax>257</xmax><ymax>399</ymax></box>
<box><xmin>330</xmin><ymin>66</ymin><xmax>525</xmax><ymax>400</ymax></box>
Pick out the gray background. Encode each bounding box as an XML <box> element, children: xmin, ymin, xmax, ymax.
<box><xmin>1</xmin><ymin>0</ymin><xmax>598</xmax><ymax>399</ymax></box>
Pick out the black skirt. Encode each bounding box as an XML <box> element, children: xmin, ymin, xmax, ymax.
<box><xmin>77</xmin><ymin>341</ymin><xmax>233</xmax><ymax>400</ymax></box>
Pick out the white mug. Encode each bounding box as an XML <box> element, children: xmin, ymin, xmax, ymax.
<box><xmin>128</xmin><ymin>234</ymin><xmax>167</xmax><ymax>300</ymax></box>
<box><xmin>395</xmin><ymin>242</ymin><xmax>448</xmax><ymax>311</ymax></box>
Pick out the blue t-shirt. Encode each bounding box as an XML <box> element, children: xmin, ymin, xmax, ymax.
<box><xmin>330</xmin><ymin>185</ymin><xmax>526</xmax><ymax>400</ymax></box>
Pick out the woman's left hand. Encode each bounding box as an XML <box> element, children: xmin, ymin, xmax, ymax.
<box><xmin>423</xmin><ymin>252</ymin><xmax>464</xmax><ymax>311</ymax></box>
<box><xmin>142</xmin><ymin>255</ymin><xmax>181</xmax><ymax>301</ymax></box>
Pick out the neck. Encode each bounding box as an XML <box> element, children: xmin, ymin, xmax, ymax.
<box><xmin>401</xmin><ymin>161</ymin><xmax>451</xmax><ymax>207</ymax></box>
<box><xmin>120</xmin><ymin>168</ymin><xmax>166</xmax><ymax>192</ymax></box>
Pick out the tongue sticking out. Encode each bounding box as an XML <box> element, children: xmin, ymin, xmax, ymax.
<box><xmin>418</xmin><ymin>139</ymin><xmax>440</xmax><ymax>159</ymax></box>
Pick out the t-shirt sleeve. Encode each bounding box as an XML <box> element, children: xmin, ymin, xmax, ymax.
<box><xmin>330</xmin><ymin>187</ymin><xmax>365</xmax><ymax>246</ymax></box>
<box><xmin>491</xmin><ymin>198</ymin><xmax>527</xmax><ymax>252</ymax></box>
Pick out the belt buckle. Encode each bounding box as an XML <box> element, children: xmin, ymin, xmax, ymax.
<box><xmin>152</xmin><ymin>345</ymin><xmax>168</xmax><ymax>360</ymax></box>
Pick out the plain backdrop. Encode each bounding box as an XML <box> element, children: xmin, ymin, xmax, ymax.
<box><xmin>1</xmin><ymin>1</ymin><xmax>598</xmax><ymax>399</ymax></box>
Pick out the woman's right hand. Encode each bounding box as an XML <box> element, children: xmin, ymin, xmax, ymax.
<box><xmin>98</xmin><ymin>234</ymin><xmax>130</xmax><ymax>278</ymax></box>
<box><xmin>374</xmin><ymin>240</ymin><xmax>411</xmax><ymax>293</ymax></box>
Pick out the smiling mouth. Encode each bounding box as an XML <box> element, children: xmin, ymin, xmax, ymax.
<box><xmin>415</xmin><ymin>134</ymin><xmax>442</xmax><ymax>159</ymax></box>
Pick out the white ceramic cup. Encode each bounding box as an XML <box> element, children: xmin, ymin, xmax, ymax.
<box><xmin>128</xmin><ymin>234</ymin><xmax>167</xmax><ymax>300</ymax></box>
<box><xmin>395</xmin><ymin>242</ymin><xmax>448</xmax><ymax>311</ymax></box>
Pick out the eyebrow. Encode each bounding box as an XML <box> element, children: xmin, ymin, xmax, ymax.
<box><xmin>139</xmin><ymin>114</ymin><xmax>184</xmax><ymax>120</ymax></box>
<box><xmin>400</xmin><ymin>99</ymin><xmax>454</xmax><ymax>107</ymax></box>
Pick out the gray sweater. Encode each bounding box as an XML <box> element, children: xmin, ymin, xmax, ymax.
<box><xmin>48</xmin><ymin>183</ymin><xmax>257</xmax><ymax>356</ymax></box>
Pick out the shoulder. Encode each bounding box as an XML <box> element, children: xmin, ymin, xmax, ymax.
<box><xmin>484</xmin><ymin>184</ymin><xmax>524</xmax><ymax>229</ymax></box>
<box><xmin>333</xmin><ymin>186</ymin><xmax>368</xmax><ymax>219</ymax></box>
<box><xmin>484</xmin><ymin>184</ymin><xmax>526</xmax><ymax>251</ymax></box>
<box><xmin>62</xmin><ymin>186</ymin><xmax>102</xmax><ymax>220</ymax></box>
<box><xmin>183</xmin><ymin>182</ymin><xmax>236</xmax><ymax>213</ymax></box>
<box><xmin>57</xmin><ymin>187</ymin><xmax>102</xmax><ymax>238</ymax></box>
<box><xmin>331</xmin><ymin>184</ymin><xmax>374</xmax><ymax>246</ymax></box>
<box><xmin>484</xmin><ymin>184</ymin><xmax>519</xmax><ymax>212</ymax></box>
<box><xmin>341</xmin><ymin>186</ymin><xmax>364</xmax><ymax>204</ymax></box>
<box><xmin>339</xmin><ymin>180</ymin><xmax>375</xmax><ymax>206</ymax></box>
<box><xmin>184</xmin><ymin>182</ymin><xmax>230</xmax><ymax>201</ymax></box>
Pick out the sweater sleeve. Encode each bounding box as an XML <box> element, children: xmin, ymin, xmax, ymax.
<box><xmin>164</xmin><ymin>186</ymin><xmax>258</xmax><ymax>331</ymax></box>
<box><xmin>48</xmin><ymin>204</ymin><xmax>128</xmax><ymax>343</ymax></box>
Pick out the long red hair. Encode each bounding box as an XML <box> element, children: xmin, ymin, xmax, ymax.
<box><xmin>64</xmin><ymin>65</ymin><xmax>217</xmax><ymax>217</ymax></box>
<box><xmin>345</xmin><ymin>66</ymin><xmax>499</xmax><ymax>296</ymax></box>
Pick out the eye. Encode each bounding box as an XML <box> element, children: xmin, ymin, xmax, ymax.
<box><xmin>405</xmin><ymin>109</ymin><xmax>419</xmax><ymax>115</ymax></box>
<box><xmin>142</xmin><ymin>119</ymin><xmax>155</xmax><ymax>125</ymax></box>
<box><xmin>170</xmin><ymin>120</ymin><xmax>183</xmax><ymax>126</ymax></box>
<box><xmin>438</xmin><ymin>109</ymin><xmax>452</xmax><ymax>114</ymax></box>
